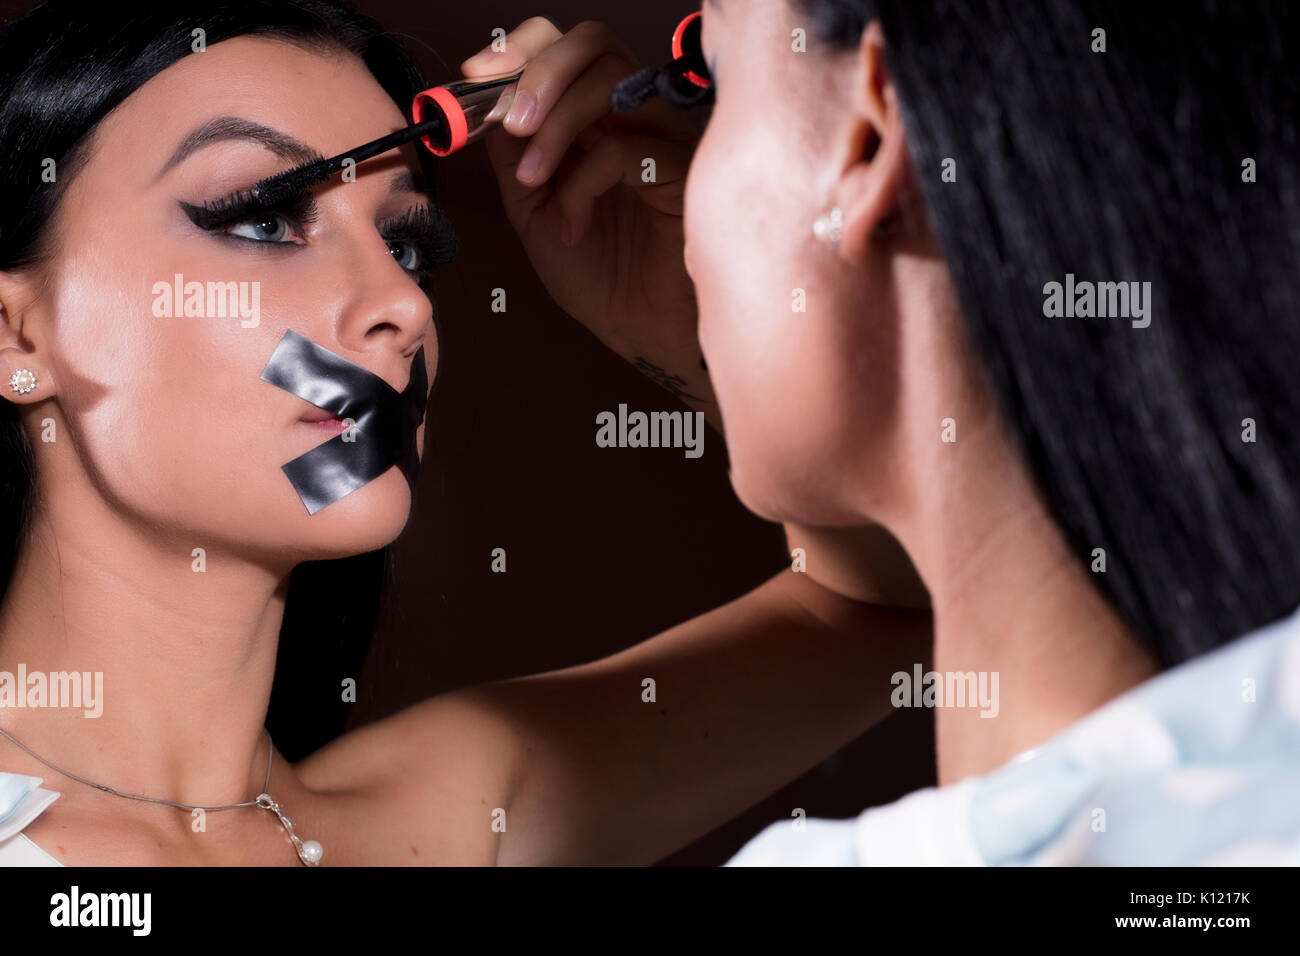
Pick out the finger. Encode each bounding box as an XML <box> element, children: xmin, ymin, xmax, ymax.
<box><xmin>460</xmin><ymin>17</ymin><xmax>561</xmax><ymax>77</ymax></box>
<box><xmin>482</xmin><ymin>124</ymin><xmax>552</xmax><ymax>223</ymax></box>
<box><xmin>482</xmin><ymin>120</ymin><xmax>604</xmax><ymax>218</ymax></box>
<box><xmin>553</xmin><ymin>134</ymin><xmax>625</xmax><ymax>244</ymax></box>
<box><xmin>554</xmin><ymin>133</ymin><xmax>692</xmax><ymax>245</ymax></box>
<box><xmin>501</xmin><ymin>20</ymin><xmax>637</xmax><ymax>138</ymax></box>
<box><xmin>514</xmin><ymin>52</ymin><xmax>634</xmax><ymax>187</ymax></box>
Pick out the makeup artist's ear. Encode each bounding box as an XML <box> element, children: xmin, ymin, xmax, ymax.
<box><xmin>835</xmin><ymin>21</ymin><xmax>910</xmax><ymax>262</ymax></box>
<box><xmin>0</xmin><ymin>269</ymin><xmax>53</xmax><ymax>403</ymax></box>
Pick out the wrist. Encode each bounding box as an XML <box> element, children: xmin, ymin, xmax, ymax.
<box><xmin>606</xmin><ymin>336</ymin><xmax>722</xmax><ymax>433</ymax></box>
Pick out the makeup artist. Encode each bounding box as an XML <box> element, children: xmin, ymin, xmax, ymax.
<box><xmin>470</xmin><ymin>1</ymin><xmax>1300</xmax><ymax>866</ymax></box>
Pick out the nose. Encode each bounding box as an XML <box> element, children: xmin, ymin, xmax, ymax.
<box><xmin>332</xmin><ymin>240</ymin><xmax>437</xmax><ymax>389</ymax></box>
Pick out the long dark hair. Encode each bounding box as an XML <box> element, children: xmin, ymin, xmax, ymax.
<box><xmin>0</xmin><ymin>0</ymin><xmax>437</xmax><ymax>758</ymax></box>
<box><xmin>797</xmin><ymin>0</ymin><xmax>1300</xmax><ymax>666</ymax></box>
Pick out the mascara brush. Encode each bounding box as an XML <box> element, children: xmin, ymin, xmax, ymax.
<box><xmin>253</xmin><ymin>9</ymin><xmax>711</xmax><ymax>209</ymax></box>
<box><xmin>612</xmin><ymin>11</ymin><xmax>712</xmax><ymax>114</ymax></box>
<box><xmin>251</xmin><ymin>68</ymin><xmax>524</xmax><ymax>208</ymax></box>
<box><xmin>251</xmin><ymin>116</ymin><xmax>447</xmax><ymax>207</ymax></box>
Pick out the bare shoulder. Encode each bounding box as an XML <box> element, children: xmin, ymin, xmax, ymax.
<box><xmin>295</xmin><ymin>687</ymin><xmax>526</xmax><ymax>865</ymax></box>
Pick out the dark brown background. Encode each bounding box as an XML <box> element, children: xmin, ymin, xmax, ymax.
<box><xmin>2</xmin><ymin>0</ymin><xmax>936</xmax><ymax>865</ymax></box>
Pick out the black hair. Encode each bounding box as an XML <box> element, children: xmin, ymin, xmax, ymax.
<box><xmin>0</xmin><ymin>0</ymin><xmax>437</xmax><ymax>758</ymax></box>
<box><xmin>794</xmin><ymin>0</ymin><xmax>1300</xmax><ymax>666</ymax></box>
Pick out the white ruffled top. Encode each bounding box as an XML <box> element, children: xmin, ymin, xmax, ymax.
<box><xmin>0</xmin><ymin>773</ymin><xmax>63</xmax><ymax>866</ymax></box>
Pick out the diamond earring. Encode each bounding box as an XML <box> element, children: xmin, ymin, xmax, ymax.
<box><xmin>8</xmin><ymin>368</ymin><xmax>38</xmax><ymax>395</ymax></box>
<box><xmin>812</xmin><ymin>207</ymin><xmax>843</xmax><ymax>248</ymax></box>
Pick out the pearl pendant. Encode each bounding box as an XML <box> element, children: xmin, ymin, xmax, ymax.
<box><xmin>299</xmin><ymin>839</ymin><xmax>324</xmax><ymax>866</ymax></box>
<box><xmin>257</xmin><ymin>792</ymin><xmax>323</xmax><ymax>867</ymax></box>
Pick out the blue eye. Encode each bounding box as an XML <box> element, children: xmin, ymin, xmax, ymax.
<box><xmin>377</xmin><ymin>205</ymin><xmax>458</xmax><ymax>284</ymax></box>
<box><xmin>388</xmin><ymin>240</ymin><xmax>422</xmax><ymax>274</ymax></box>
<box><xmin>179</xmin><ymin>189</ymin><xmax>316</xmax><ymax>245</ymax></box>
<box><xmin>228</xmin><ymin>213</ymin><xmax>295</xmax><ymax>243</ymax></box>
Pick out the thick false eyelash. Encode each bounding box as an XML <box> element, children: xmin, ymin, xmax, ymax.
<box><xmin>379</xmin><ymin>204</ymin><xmax>459</xmax><ymax>276</ymax></box>
<box><xmin>178</xmin><ymin>187</ymin><xmax>320</xmax><ymax>232</ymax></box>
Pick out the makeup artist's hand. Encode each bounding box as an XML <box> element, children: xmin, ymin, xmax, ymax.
<box><xmin>461</xmin><ymin>18</ymin><xmax>716</xmax><ymax>414</ymax></box>
<box><xmin>462</xmin><ymin>20</ymin><xmax>929</xmax><ymax>614</ymax></box>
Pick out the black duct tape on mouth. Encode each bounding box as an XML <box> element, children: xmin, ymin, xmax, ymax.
<box><xmin>259</xmin><ymin>330</ymin><xmax>428</xmax><ymax>515</ymax></box>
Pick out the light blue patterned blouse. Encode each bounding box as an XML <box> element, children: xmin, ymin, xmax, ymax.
<box><xmin>727</xmin><ymin>604</ymin><xmax>1300</xmax><ymax>866</ymax></box>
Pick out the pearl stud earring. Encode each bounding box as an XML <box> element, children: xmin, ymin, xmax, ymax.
<box><xmin>8</xmin><ymin>368</ymin><xmax>37</xmax><ymax>395</ymax></box>
<box><xmin>812</xmin><ymin>207</ymin><xmax>843</xmax><ymax>248</ymax></box>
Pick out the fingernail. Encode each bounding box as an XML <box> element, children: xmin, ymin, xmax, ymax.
<box><xmin>505</xmin><ymin>90</ymin><xmax>537</xmax><ymax>131</ymax></box>
<box><xmin>463</xmin><ymin>46</ymin><xmax>495</xmax><ymax>67</ymax></box>
<box><xmin>485</xmin><ymin>88</ymin><xmax>515</xmax><ymax>123</ymax></box>
<box><xmin>516</xmin><ymin>143</ymin><xmax>543</xmax><ymax>183</ymax></box>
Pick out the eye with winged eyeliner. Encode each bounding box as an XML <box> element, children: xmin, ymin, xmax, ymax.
<box><xmin>177</xmin><ymin>187</ymin><xmax>458</xmax><ymax>280</ymax></box>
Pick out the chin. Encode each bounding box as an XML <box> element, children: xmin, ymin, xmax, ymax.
<box><xmin>293</xmin><ymin>470</ymin><xmax>414</xmax><ymax>558</ymax></box>
<box><xmin>726</xmin><ymin>446</ymin><xmax>869</xmax><ymax>529</ymax></box>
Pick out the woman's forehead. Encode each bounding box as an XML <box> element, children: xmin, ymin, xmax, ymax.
<box><xmin>91</xmin><ymin>35</ymin><xmax>407</xmax><ymax>165</ymax></box>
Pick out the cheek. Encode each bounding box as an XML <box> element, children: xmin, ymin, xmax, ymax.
<box><xmin>686</xmin><ymin>127</ymin><xmax>805</xmax><ymax>352</ymax></box>
<box><xmin>684</xmin><ymin>116</ymin><xmax>867</xmax><ymax>523</ymax></box>
<box><xmin>49</xmin><ymin>248</ymin><xmax>296</xmax><ymax>523</ymax></box>
<box><xmin>44</xmin><ymin>235</ymin><xmax>413</xmax><ymax>553</ymax></box>
<box><xmin>690</xmin><ymin>125</ymin><xmax>804</xmax><ymax>349</ymax></box>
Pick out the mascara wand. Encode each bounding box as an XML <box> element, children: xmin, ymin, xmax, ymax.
<box><xmin>611</xmin><ymin>58</ymin><xmax>713</xmax><ymax>113</ymax></box>
<box><xmin>251</xmin><ymin>115</ymin><xmax>448</xmax><ymax>207</ymax></box>
<box><xmin>251</xmin><ymin>68</ymin><xmax>524</xmax><ymax>208</ymax></box>
<box><xmin>611</xmin><ymin>11</ymin><xmax>712</xmax><ymax>114</ymax></box>
<box><xmin>252</xmin><ymin>7</ymin><xmax>711</xmax><ymax>209</ymax></box>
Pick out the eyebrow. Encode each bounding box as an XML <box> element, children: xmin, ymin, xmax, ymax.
<box><xmin>388</xmin><ymin>168</ymin><xmax>422</xmax><ymax>196</ymax></box>
<box><xmin>156</xmin><ymin>116</ymin><xmax>323</xmax><ymax>180</ymax></box>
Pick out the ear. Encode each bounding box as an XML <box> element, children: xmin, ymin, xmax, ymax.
<box><xmin>0</xmin><ymin>269</ymin><xmax>52</xmax><ymax>404</ymax></box>
<box><xmin>836</xmin><ymin>21</ymin><xmax>909</xmax><ymax>262</ymax></box>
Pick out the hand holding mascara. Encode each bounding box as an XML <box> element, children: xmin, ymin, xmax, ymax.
<box><xmin>252</xmin><ymin>13</ymin><xmax>709</xmax><ymax>207</ymax></box>
<box><xmin>458</xmin><ymin>16</ymin><xmax>716</xmax><ymax>423</ymax></box>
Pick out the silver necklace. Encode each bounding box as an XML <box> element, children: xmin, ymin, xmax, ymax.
<box><xmin>0</xmin><ymin>724</ymin><xmax>323</xmax><ymax>866</ymax></box>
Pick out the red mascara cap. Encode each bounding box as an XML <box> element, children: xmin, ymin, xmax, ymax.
<box><xmin>672</xmin><ymin>11</ymin><xmax>710</xmax><ymax>89</ymax></box>
<box><xmin>411</xmin><ymin>85</ymin><xmax>469</xmax><ymax>157</ymax></box>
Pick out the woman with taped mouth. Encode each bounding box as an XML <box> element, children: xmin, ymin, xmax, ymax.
<box><xmin>0</xmin><ymin>0</ymin><xmax>931</xmax><ymax>866</ymax></box>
